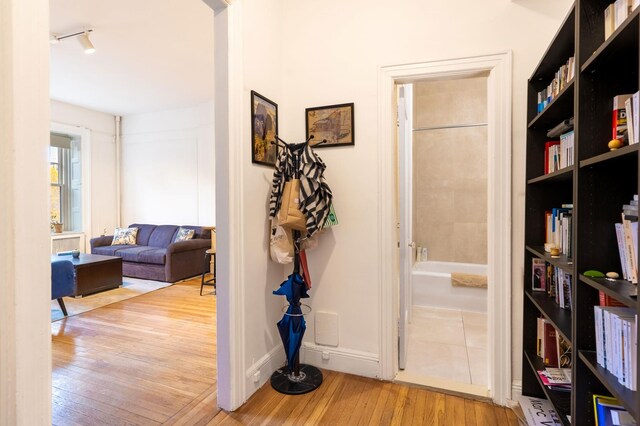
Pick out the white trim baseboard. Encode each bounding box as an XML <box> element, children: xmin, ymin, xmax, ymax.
<box><xmin>301</xmin><ymin>343</ymin><xmax>380</xmax><ymax>379</ymax></box>
<box><xmin>378</xmin><ymin>52</ymin><xmax>513</xmax><ymax>406</ymax></box>
<box><xmin>245</xmin><ymin>345</ymin><xmax>285</xmax><ymax>396</ymax></box>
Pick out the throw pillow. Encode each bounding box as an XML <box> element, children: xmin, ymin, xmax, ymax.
<box><xmin>111</xmin><ymin>227</ymin><xmax>138</xmax><ymax>245</ymax></box>
<box><xmin>174</xmin><ymin>227</ymin><xmax>195</xmax><ymax>242</ymax></box>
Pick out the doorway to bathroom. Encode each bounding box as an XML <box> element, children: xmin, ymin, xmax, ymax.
<box><xmin>381</xmin><ymin>53</ymin><xmax>512</xmax><ymax>404</ymax></box>
<box><xmin>396</xmin><ymin>76</ymin><xmax>490</xmax><ymax>397</ymax></box>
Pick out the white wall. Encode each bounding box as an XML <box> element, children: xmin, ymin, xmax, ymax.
<box><xmin>272</xmin><ymin>0</ymin><xmax>574</xmax><ymax>389</ymax></box>
<box><xmin>239</xmin><ymin>0</ymin><xmax>288</xmax><ymax>397</ymax></box>
<box><xmin>120</xmin><ymin>102</ymin><xmax>215</xmax><ymax>226</ymax></box>
<box><xmin>0</xmin><ymin>0</ymin><xmax>52</xmax><ymax>422</ymax></box>
<box><xmin>51</xmin><ymin>100</ymin><xmax>118</xmax><ymax>239</ymax></box>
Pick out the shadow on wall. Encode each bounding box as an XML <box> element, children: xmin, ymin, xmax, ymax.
<box><xmin>511</xmin><ymin>0</ymin><xmax>573</xmax><ymax>20</ymax></box>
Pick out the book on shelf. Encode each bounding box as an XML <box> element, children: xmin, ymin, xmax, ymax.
<box><xmin>594</xmin><ymin>306</ymin><xmax>637</xmax><ymax>391</ymax></box>
<box><xmin>538</xmin><ymin>319</ymin><xmax>559</xmax><ymax>367</ymax></box>
<box><xmin>547</xmin><ymin>117</ymin><xmax>574</xmax><ymax>139</ymax></box>
<box><xmin>613</xmin><ymin>94</ymin><xmax>632</xmax><ymax>146</ymax></box>
<box><xmin>600</xmin><ymin>291</ymin><xmax>627</xmax><ymax>307</ymax></box>
<box><xmin>536</xmin><ymin>56</ymin><xmax>575</xmax><ymax>114</ymax></box>
<box><xmin>605</xmin><ymin>4</ymin><xmax>616</xmax><ymax>40</ymax></box>
<box><xmin>592</xmin><ymin>394</ymin><xmax>636</xmax><ymax>426</ymax></box>
<box><xmin>625</xmin><ymin>97</ymin><xmax>635</xmax><ymax>145</ymax></box>
<box><xmin>616</xmin><ymin>195</ymin><xmax>638</xmax><ymax>284</ymax></box>
<box><xmin>614</xmin><ymin>0</ymin><xmax>634</xmax><ymax>30</ymax></box>
<box><xmin>544</xmin><ymin>141</ymin><xmax>560</xmax><ymax>174</ymax></box>
<box><xmin>545</xmin><ymin>205</ymin><xmax>573</xmax><ymax>257</ymax></box>
<box><xmin>633</xmin><ymin>92</ymin><xmax>639</xmax><ymax>145</ymax></box>
<box><xmin>537</xmin><ymin>367</ymin><xmax>571</xmax><ymax>391</ymax></box>
<box><xmin>518</xmin><ymin>395</ymin><xmax>563</xmax><ymax>426</ymax></box>
<box><xmin>532</xmin><ymin>258</ymin><xmax>546</xmax><ymax>292</ymax></box>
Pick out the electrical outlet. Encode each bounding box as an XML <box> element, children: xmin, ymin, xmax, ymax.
<box><xmin>252</xmin><ymin>370</ymin><xmax>261</xmax><ymax>383</ymax></box>
<box><xmin>322</xmin><ymin>351</ymin><xmax>330</xmax><ymax>360</ymax></box>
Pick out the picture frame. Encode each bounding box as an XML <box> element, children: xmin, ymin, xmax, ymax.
<box><xmin>251</xmin><ymin>90</ymin><xmax>279</xmax><ymax>166</ymax></box>
<box><xmin>305</xmin><ymin>103</ymin><xmax>354</xmax><ymax>148</ymax></box>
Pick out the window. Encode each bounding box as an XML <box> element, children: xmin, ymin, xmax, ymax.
<box><xmin>50</xmin><ymin>133</ymin><xmax>82</xmax><ymax>232</ymax></box>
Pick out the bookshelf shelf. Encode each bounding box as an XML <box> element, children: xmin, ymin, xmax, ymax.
<box><xmin>523</xmin><ymin>2</ymin><xmax>640</xmax><ymax>423</ymax></box>
<box><xmin>579</xmin><ymin>143</ymin><xmax>639</xmax><ymax>168</ymax></box>
<box><xmin>579</xmin><ymin>275</ymin><xmax>637</xmax><ymax>308</ymax></box>
<box><xmin>525</xmin><ymin>288</ymin><xmax>572</xmax><ymax>344</ymax></box>
<box><xmin>528</xmin><ymin>166</ymin><xmax>574</xmax><ymax>185</ymax></box>
<box><xmin>524</xmin><ymin>350</ymin><xmax>572</xmax><ymax>425</ymax></box>
<box><xmin>528</xmin><ymin>82</ymin><xmax>575</xmax><ymax>130</ymax></box>
<box><xmin>526</xmin><ymin>245</ymin><xmax>573</xmax><ymax>273</ymax></box>
<box><xmin>581</xmin><ymin>9</ymin><xmax>639</xmax><ymax>75</ymax></box>
<box><xmin>579</xmin><ymin>351</ymin><xmax>637</xmax><ymax>419</ymax></box>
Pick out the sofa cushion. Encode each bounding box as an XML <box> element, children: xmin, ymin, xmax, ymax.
<box><xmin>137</xmin><ymin>248</ymin><xmax>167</xmax><ymax>265</ymax></box>
<box><xmin>181</xmin><ymin>225</ymin><xmax>210</xmax><ymax>240</ymax></box>
<box><xmin>112</xmin><ymin>227</ymin><xmax>138</xmax><ymax>245</ymax></box>
<box><xmin>174</xmin><ymin>227</ymin><xmax>195</xmax><ymax>242</ymax></box>
<box><xmin>117</xmin><ymin>246</ymin><xmax>157</xmax><ymax>263</ymax></box>
<box><xmin>93</xmin><ymin>245</ymin><xmax>132</xmax><ymax>256</ymax></box>
<box><xmin>148</xmin><ymin>225</ymin><xmax>179</xmax><ymax>248</ymax></box>
<box><xmin>128</xmin><ymin>224</ymin><xmax>157</xmax><ymax>246</ymax></box>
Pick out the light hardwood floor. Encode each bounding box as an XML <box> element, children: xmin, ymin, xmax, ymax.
<box><xmin>52</xmin><ymin>278</ymin><xmax>518</xmax><ymax>425</ymax></box>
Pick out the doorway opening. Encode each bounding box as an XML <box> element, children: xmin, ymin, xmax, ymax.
<box><xmin>396</xmin><ymin>76</ymin><xmax>490</xmax><ymax>397</ymax></box>
<box><xmin>378</xmin><ymin>53</ymin><xmax>512</xmax><ymax>405</ymax></box>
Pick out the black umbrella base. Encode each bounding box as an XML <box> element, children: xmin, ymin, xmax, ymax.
<box><xmin>270</xmin><ymin>364</ymin><xmax>323</xmax><ymax>395</ymax></box>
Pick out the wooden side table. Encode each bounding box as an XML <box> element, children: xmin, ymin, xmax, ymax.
<box><xmin>200</xmin><ymin>248</ymin><xmax>216</xmax><ymax>296</ymax></box>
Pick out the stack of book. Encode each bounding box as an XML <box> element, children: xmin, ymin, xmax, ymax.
<box><xmin>604</xmin><ymin>0</ymin><xmax>640</xmax><ymax>40</ymax></box>
<box><xmin>537</xmin><ymin>367</ymin><xmax>572</xmax><ymax>391</ymax></box>
<box><xmin>614</xmin><ymin>195</ymin><xmax>638</xmax><ymax>284</ymax></box>
<box><xmin>545</xmin><ymin>205</ymin><xmax>573</xmax><ymax>258</ymax></box>
<box><xmin>592</xmin><ymin>395</ymin><xmax>635</xmax><ymax>425</ymax></box>
<box><xmin>611</xmin><ymin>93</ymin><xmax>640</xmax><ymax>146</ymax></box>
<box><xmin>536</xmin><ymin>56</ymin><xmax>575</xmax><ymax>114</ymax></box>
<box><xmin>543</xmin><ymin>132</ymin><xmax>574</xmax><ymax>174</ymax></box>
<box><xmin>537</xmin><ymin>318</ymin><xmax>572</xmax><ymax>367</ymax></box>
<box><xmin>594</xmin><ymin>306</ymin><xmax>637</xmax><ymax>391</ymax></box>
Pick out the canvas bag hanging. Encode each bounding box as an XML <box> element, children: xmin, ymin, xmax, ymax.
<box><xmin>277</xmin><ymin>178</ymin><xmax>307</xmax><ymax>232</ymax></box>
<box><xmin>269</xmin><ymin>219</ymin><xmax>293</xmax><ymax>264</ymax></box>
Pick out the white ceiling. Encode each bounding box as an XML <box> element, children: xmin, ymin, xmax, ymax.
<box><xmin>50</xmin><ymin>0</ymin><xmax>214</xmax><ymax>116</ymax></box>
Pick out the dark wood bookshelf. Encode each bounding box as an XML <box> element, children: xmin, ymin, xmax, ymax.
<box><xmin>579</xmin><ymin>143</ymin><xmax>639</xmax><ymax>168</ymax></box>
<box><xmin>526</xmin><ymin>245</ymin><xmax>573</xmax><ymax>273</ymax></box>
<box><xmin>528</xmin><ymin>82</ymin><xmax>575</xmax><ymax>130</ymax></box>
<box><xmin>579</xmin><ymin>351</ymin><xmax>637</xmax><ymax>419</ymax></box>
<box><xmin>579</xmin><ymin>275</ymin><xmax>638</xmax><ymax>308</ymax></box>
<box><xmin>524</xmin><ymin>351</ymin><xmax>572</xmax><ymax>425</ymax></box>
<box><xmin>528</xmin><ymin>166</ymin><xmax>574</xmax><ymax>185</ymax></box>
<box><xmin>523</xmin><ymin>3</ymin><xmax>640</xmax><ymax>424</ymax></box>
<box><xmin>525</xmin><ymin>289</ymin><xmax>572</xmax><ymax>344</ymax></box>
<box><xmin>581</xmin><ymin>7</ymin><xmax>640</xmax><ymax>74</ymax></box>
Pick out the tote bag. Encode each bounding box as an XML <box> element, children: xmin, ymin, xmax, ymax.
<box><xmin>277</xmin><ymin>178</ymin><xmax>307</xmax><ymax>232</ymax></box>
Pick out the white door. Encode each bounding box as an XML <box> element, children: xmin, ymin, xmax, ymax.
<box><xmin>398</xmin><ymin>84</ymin><xmax>413</xmax><ymax>370</ymax></box>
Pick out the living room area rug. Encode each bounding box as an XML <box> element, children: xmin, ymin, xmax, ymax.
<box><xmin>51</xmin><ymin>277</ymin><xmax>172</xmax><ymax>322</ymax></box>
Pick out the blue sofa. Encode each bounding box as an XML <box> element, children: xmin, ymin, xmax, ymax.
<box><xmin>52</xmin><ymin>258</ymin><xmax>75</xmax><ymax>316</ymax></box>
<box><xmin>90</xmin><ymin>224</ymin><xmax>211</xmax><ymax>283</ymax></box>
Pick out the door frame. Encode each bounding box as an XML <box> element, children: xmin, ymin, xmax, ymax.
<box><xmin>377</xmin><ymin>52</ymin><xmax>513</xmax><ymax>405</ymax></box>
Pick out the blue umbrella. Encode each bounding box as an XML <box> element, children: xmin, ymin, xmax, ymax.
<box><xmin>273</xmin><ymin>273</ymin><xmax>309</xmax><ymax>370</ymax></box>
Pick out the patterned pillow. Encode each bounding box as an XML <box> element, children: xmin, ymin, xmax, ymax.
<box><xmin>174</xmin><ymin>227</ymin><xmax>195</xmax><ymax>242</ymax></box>
<box><xmin>111</xmin><ymin>227</ymin><xmax>138</xmax><ymax>245</ymax></box>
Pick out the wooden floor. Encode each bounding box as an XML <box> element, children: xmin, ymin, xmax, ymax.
<box><xmin>52</xmin><ymin>278</ymin><xmax>518</xmax><ymax>425</ymax></box>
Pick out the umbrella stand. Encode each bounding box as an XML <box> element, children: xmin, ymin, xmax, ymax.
<box><xmin>270</xmin><ymin>137</ymin><xmax>323</xmax><ymax>395</ymax></box>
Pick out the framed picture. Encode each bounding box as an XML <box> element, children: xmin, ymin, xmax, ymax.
<box><xmin>305</xmin><ymin>103</ymin><xmax>354</xmax><ymax>148</ymax></box>
<box><xmin>532</xmin><ymin>258</ymin><xmax>546</xmax><ymax>292</ymax></box>
<box><xmin>251</xmin><ymin>90</ymin><xmax>278</xmax><ymax>166</ymax></box>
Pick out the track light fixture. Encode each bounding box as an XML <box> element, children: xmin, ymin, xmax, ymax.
<box><xmin>50</xmin><ymin>29</ymin><xmax>96</xmax><ymax>54</ymax></box>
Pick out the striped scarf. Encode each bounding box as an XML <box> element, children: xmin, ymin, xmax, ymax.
<box><xmin>269</xmin><ymin>143</ymin><xmax>333</xmax><ymax>237</ymax></box>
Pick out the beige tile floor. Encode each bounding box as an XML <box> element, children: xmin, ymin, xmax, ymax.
<box><xmin>403</xmin><ymin>306</ymin><xmax>488</xmax><ymax>387</ymax></box>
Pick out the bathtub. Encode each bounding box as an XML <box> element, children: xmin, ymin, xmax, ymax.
<box><xmin>412</xmin><ymin>261</ymin><xmax>487</xmax><ymax>313</ymax></box>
